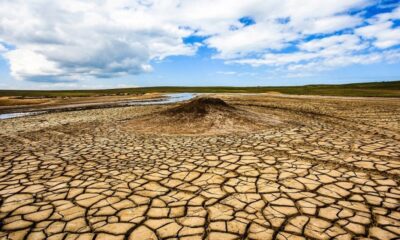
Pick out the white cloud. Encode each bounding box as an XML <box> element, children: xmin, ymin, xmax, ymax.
<box><xmin>230</xmin><ymin>33</ymin><xmax>400</xmax><ymax>75</ymax></box>
<box><xmin>356</xmin><ymin>21</ymin><xmax>400</xmax><ymax>48</ymax></box>
<box><xmin>199</xmin><ymin>0</ymin><xmax>373</xmax><ymax>59</ymax></box>
<box><xmin>0</xmin><ymin>0</ymin><xmax>399</xmax><ymax>82</ymax></box>
<box><xmin>232</xmin><ymin>34</ymin><xmax>368</xmax><ymax>66</ymax></box>
<box><xmin>0</xmin><ymin>43</ymin><xmax>7</xmax><ymax>53</ymax></box>
<box><xmin>355</xmin><ymin>6</ymin><xmax>400</xmax><ymax>49</ymax></box>
<box><xmin>299</xmin><ymin>34</ymin><xmax>367</xmax><ymax>53</ymax></box>
<box><xmin>206</xmin><ymin>22</ymin><xmax>297</xmax><ymax>59</ymax></box>
<box><xmin>366</xmin><ymin>5</ymin><xmax>400</xmax><ymax>23</ymax></box>
<box><xmin>5</xmin><ymin>49</ymin><xmax>63</xmax><ymax>80</ymax></box>
<box><xmin>0</xmin><ymin>0</ymin><xmax>197</xmax><ymax>81</ymax></box>
<box><xmin>300</xmin><ymin>15</ymin><xmax>363</xmax><ymax>34</ymax></box>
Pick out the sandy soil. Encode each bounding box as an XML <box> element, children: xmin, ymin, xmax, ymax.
<box><xmin>0</xmin><ymin>94</ymin><xmax>399</xmax><ymax>240</ymax></box>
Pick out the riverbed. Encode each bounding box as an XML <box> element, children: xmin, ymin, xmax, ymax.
<box><xmin>0</xmin><ymin>93</ymin><xmax>196</xmax><ymax>120</ymax></box>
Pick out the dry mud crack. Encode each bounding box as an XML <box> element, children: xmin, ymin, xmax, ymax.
<box><xmin>0</xmin><ymin>95</ymin><xmax>399</xmax><ymax>240</ymax></box>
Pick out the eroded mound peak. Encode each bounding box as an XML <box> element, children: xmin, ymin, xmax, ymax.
<box><xmin>162</xmin><ymin>97</ymin><xmax>234</xmax><ymax>116</ymax></box>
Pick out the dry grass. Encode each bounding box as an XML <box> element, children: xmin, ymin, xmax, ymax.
<box><xmin>0</xmin><ymin>97</ymin><xmax>50</xmax><ymax>106</ymax></box>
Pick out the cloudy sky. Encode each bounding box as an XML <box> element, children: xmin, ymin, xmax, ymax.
<box><xmin>0</xmin><ymin>0</ymin><xmax>399</xmax><ymax>89</ymax></box>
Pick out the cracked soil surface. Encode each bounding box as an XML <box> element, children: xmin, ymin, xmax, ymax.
<box><xmin>0</xmin><ymin>94</ymin><xmax>399</xmax><ymax>240</ymax></box>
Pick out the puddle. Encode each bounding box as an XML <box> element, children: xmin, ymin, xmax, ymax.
<box><xmin>124</xmin><ymin>93</ymin><xmax>195</xmax><ymax>105</ymax></box>
<box><xmin>0</xmin><ymin>111</ymin><xmax>45</xmax><ymax>120</ymax></box>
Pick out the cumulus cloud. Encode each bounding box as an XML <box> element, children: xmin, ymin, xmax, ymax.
<box><xmin>0</xmin><ymin>0</ymin><xmax>197</xmax><ymax>81</ymax></box>
<box><xmin>5</xmin><ymin>49</ymin><xmax>63</xmax><ymax>81</ymax></box>
<box><xmin>0</xmin><ymin>0</ymin><xmax>399</xmax><ymax>82</ymax></box>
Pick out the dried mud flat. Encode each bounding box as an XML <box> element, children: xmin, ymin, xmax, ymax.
<box><xmin>0</xmin><ymin>94</ymin><xmax>399</xmax><ymax>240</ymax></box>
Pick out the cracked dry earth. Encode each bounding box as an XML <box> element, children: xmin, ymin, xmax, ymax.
<box><xmin>0</xmin><ymin>94</ymin><xmax>400</xmax><ymax>240</ymax></box>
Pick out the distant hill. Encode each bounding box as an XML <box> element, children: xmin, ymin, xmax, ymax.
<box><xmin>1</xmin><ymin>80</ymin><xmax>399</xmax><ymax>98</ymax></box>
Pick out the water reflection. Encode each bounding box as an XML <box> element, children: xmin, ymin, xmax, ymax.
<box><xmin>125</xmin><ymin>93</ymin><xmax>195</xmax><ymax>105</ymax></box>
<box><xmin>0</xmin><ymin>111</ymin><xmax>45</xmax><ymax>120</ymax></box>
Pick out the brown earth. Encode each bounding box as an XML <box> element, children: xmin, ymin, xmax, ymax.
<box><xmin>0</xmin><ymin>93</ymin><xmax>399</xmax><ymax>240</ymax></box>
<box><xmin>124</xmin><ymin>97</ymin><xmax>281</xmax><ymax>135</ymax></box>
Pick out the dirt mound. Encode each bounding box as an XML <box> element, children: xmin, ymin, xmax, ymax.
<box><xmin>161</xmin><ymin>97</ymin><xmax>234</xmax><ymax>116</ymax></box>
<box><xmin>123</xmin><ymin>97</ymin><xmax>281</xmax><ymax>135</ymax></box>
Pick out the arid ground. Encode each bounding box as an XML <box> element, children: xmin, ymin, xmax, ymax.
<box><xmin>0</xmin><ymin>93</ymin><xmax>399</xmax><ymax>240</ymax></box>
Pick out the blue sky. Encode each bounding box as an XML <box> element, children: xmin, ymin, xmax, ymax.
<box><xmin>0</xmin><ymin>0</ymin><xmax>399</xmax><ymax>89</ymax></box>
